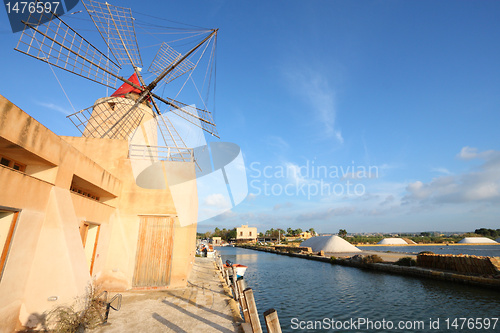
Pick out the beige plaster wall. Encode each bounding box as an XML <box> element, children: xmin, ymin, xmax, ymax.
<box><xmin>0</xmin><ymin>95</ymin><xmax>200</xmax><ymax>331</ymax></box>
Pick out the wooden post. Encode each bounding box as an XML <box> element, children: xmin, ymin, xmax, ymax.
<box><xmin>237</xmin><ymin>279</ymin><xmax>250</xmax><ymax>323</ymax></box>
<box><xmin>243</xmin><ymin>288</ymin><xmax>262</xmax><ymax>333</ymax></box>
<box><xmin>232</xmin><ymin>266</ymin><xmax>239</xmax><ymax>300</ymax></box>
<box><xmin>224</xmin><ymin>267</ymin><xmax>230</xmax><ymax>286</ymax></box>
<box><xmin>264</xmin><ymin>308</ymin><xmax>282</xmax><ymax>333</ymax></box>
<box><xmin>218</xmin><ymin>256</ymin><xmax>224</xmax><ymax>272</ymax></box>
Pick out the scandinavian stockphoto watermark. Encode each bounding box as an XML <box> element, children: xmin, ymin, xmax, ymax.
<box><xmin>249</xmin><ymin>160</ymin><xmax>379</xmax><ymax>199</ymax></box>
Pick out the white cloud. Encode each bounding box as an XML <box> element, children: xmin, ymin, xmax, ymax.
<box><xmin>284</xmin><ymin>162</ymin><xmax>313</xmax><ymax>185</ymax></box>
<box><xmin>267</xmin><ymin>136</ymin><xmax>290</xmax><ymax>151</ymax></box>
<box><xmin>203</xmin><ymin>193</ymin><xmax>230</xmax><ymax>208</ymax></box>
<box><xmin>404</xmin><ymin>147</ymin><xmax>500</xmax><ymax>204</ymax></box>
<box><xmin>431</xmin><ymin>167</ymin><xmax>452</xmax><ymax>175</ymax></box>
<box><xmin>246</xmin><ymin>193</ymin><xmax>257</xmax><ymax>201</ymax></box>
<box><xmin>297</xmin><ymin>206</ymin><xmax>356</xmax><ymax>221</ymax></box>
<box><xmin>284</xmin><ymin>68</ymin><xmax>343</xmax><ymax>142</ymax></box>
<box><xmin>380</xmin><ymin>195</ymin><xmax>395</xmax><ymax>206</ymax></box>
<box><xmin>273</xmin><ymin>202</ymin><xmax>293</xmax><ymax>211</ymax></box>
<box><xmin>457</xmin><ymin>146</ymin><xmax>496</xmax><ymax>160</ymax></box>
<box><xmin>37</xmin><ymin>102</ymin><xmax>71</xmax><ymax>115</ymax></box>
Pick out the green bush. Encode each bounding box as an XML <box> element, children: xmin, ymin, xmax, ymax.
<box><xmin>362</xmin><ymin>254</ymin><xmax>384</xmax><ymax>264</ymax></box>
<box><xmin>395</xmin><ymin>257</ymin><xmax>417</xmax><ymax>266</ymax></box>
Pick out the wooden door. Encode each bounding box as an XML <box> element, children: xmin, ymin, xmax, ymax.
<box><xmin>0</xmin><ymin>211</ymin><xmax>19</xmax><ymax>281</ymax></box>
<box><xmin>133</xmin><ymin>216</ymin><xmax>174</xmax><ymax>287</ymax></box>
<box><xmin>79</xmin><ymin>222</ymin><xmax>100</xmax><ymax>274</ymax></box>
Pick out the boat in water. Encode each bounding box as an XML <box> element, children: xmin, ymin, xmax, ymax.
<box><xmin>224</xmin><ymin>260</ymin><xmax>247</xmax><ymax>278</ymax></box>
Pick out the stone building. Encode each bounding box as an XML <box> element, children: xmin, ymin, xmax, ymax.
<box><xmin>0</xmin><ymin>93</ymin><xmax>198</xmax><ymax>331</ymax></box>
<box><xmin>236</xmin><ymin>224</ymin><xmax>257</xmax><ymax>243</ymax></box>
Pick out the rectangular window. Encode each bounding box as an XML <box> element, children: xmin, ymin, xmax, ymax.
<box><xmin>0</xmin><ymin>155</ymin><xmax>26</xmax><ymax>172</ymax></box>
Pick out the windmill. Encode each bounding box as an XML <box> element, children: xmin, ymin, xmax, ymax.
<box><xmin>14</xmin><ymin>0</ymin><xmax>219</xmax><ymax>164</ymax></box>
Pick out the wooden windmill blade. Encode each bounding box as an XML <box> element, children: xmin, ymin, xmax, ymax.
<box><xmin>67</xmin><ymin>95</ymin><xmax>146</xmax><ymax>140</ymax></box>
<box><xmin>14</xmin><ymin>6</ymin><xmax>121</xmax><ymax>89</ymax></box>
<box><xmin>148</xmin><ymin>42</ymin><xmax>195</xmax><ymax>85</ymax></box>
<box><xmin>154</xmin><ymin>96</ymin><xmax>219</xmax><ymax>138</ymax></box>
<box><xmin>82</xmin><ymin>0</ymin><xmax>143</xmax><ymax>68</ymax></box>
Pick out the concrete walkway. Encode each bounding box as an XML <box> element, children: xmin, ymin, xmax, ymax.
<box><xmin>91</xmin><ymin>257</ymin><xmax>242</xmax><ymax>333</ymax></box>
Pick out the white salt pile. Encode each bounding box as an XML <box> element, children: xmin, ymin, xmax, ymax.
<box><xmin>377</xmin><ymin>238</ymin><xmax>409</xmax><ymax>245</ymax></box>
<box><xmin>301</xmin><ymin>235</ymin><xmax>361</xmax><ymax>253</ymax></box>
<box><xmin>458</xmin><ymin>237</ymin><xmax>497</xmax><ymax>244</ymax></box>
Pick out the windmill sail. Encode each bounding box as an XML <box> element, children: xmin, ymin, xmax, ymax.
<box><xmin>82</xmin><ymin>0</ymin><xmax>142</xmax><ymax>67</ymax></box>
<box><xmin>68</xmin><ymin>97</ymin><xmax>146</xmax><ymax>140</ymax></box>
<box><xmin>15</xmin><ymin>9</ymin><xmax>121</xmax><ymax>88</ymax></box>
<box><xmin>156</xmin><ymin>96</ymin><xmax>219</xmax><ymax>138</ymax></box>
<box><xmin>148</xmin><ymin>42</ymin><xmax>195</xmax><ymax>85</ymax></box>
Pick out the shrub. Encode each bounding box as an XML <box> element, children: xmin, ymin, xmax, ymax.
<box><xmin>395</xmin><ymin>257</ymin><xmax>417</xmax><ymax>267</ymax></box>
<box><xmin>330</xmin><ymin>256</ymin><xmax>337</xmax><ymax>263</ymax></box>
<box><xmin>418</xmin><ymin>251</ymin><xmax>434</xmax><ymax>255</ymax></box>
<box><xmin>45</xmin><ymin>283</ymin><xmax>105</xmax><ymax>332</ymax></box>
<box><xmin>362</xmin><ymin>255</ymin><xmax>384</xmax><ymax>264</ymax></box>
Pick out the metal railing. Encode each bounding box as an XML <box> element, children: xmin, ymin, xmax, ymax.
<box><xmin>128</xmin><ymin>144</ymin><xmax>194</xmax><ymax>162</ymax></box>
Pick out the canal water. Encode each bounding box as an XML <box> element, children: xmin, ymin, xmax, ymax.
<box><xmin>219</xmin><ymin>246</ymin><xmax>500</xmax><ymax>333</ymax></box>
<box><xmin>359</xmin><ymin>245</ymin><xmax>500</xmax><ymax>257</ymax></box>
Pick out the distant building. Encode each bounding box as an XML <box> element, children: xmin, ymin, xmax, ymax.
<box><xmin>299</xmin><ymin>231</ymin><xmax>315</xmax><ymax>239</ymax></box>
<box><xmin>236</xmin><ymin>224</ymin><xmax>257</xmax><ymax>243</ymax></box>
<box><xmin>212</xmin><ymin>236</ymin><xmax>222</xmax><ymax>246</ymax></box>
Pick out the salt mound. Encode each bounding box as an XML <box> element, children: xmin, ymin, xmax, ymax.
<box><xmin>458</xmin><ymin>237</ymin><xmax>497</xmax><ymax>244</ymax></box>
<box><xmin>301</xmin><ymin>235</ymin><xmax>361</xmax><ymax>253</ymax></box>
<box><xmin>377</xmin><ymin>238</ymin><xmax>408</xmax><ymax>245</ymax></box>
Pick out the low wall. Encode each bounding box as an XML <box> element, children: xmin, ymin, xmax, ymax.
<box><xmin>273</xmin><ymin>246</ymin><xmax>312</xmax><ymax>253</ymax></box>
<box><xmin>417</xmin><ymin>253</ymin><xmax>500</xmax><ymax>275</ymax></box>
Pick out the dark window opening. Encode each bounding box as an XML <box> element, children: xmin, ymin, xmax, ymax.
<box><xmin>70</xmin><ymin>185</ymin><xmax>100</xmax><ymax>201</ymax></box>
<box><xmin>1</xmin><ymin>158</ymin><xmax>10</xmax><ymax>167</ymax></box>
<box><xmin>0</xmin><ymin>155</ymin><xmax>26</xmax><ymax>172</ymax></box>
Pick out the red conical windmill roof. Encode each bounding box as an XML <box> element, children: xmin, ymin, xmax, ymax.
<box><xmin>111</xmin><ymin>73</ymin><xmax>143</xmax><ymax>97</ymax></box>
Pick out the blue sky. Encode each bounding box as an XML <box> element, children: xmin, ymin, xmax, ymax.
<box><xmin>1</xmin><ymin>1</ymin><xmax>500</xmax><ymax>234</ymax></box>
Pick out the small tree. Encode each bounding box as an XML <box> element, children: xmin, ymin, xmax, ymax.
<box><xmin>227</xmin><ymin>228</ymin><xmax>237</xmax><ymax>241</ymax></box>
<box><xmin>338</xmin><ymin>229</ymin><xmax>347</xmax><ymax>238</ymax></box>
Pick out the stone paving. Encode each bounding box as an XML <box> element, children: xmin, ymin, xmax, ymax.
<box><xmin>91</xmin><ymin>257</ymin><xmax>242</xmax><ymax>333</ymax></box>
